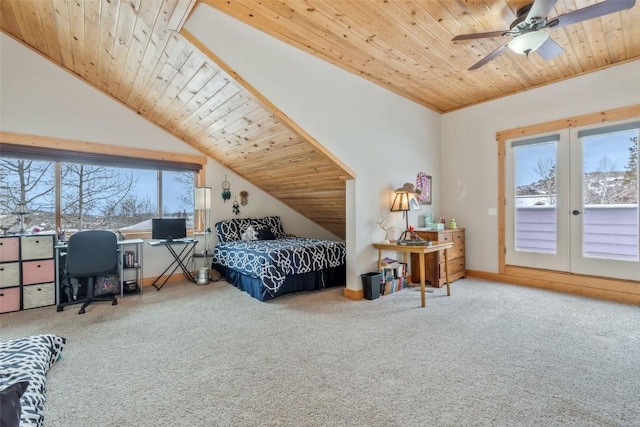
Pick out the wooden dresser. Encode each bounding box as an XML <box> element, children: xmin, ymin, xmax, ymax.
<box><xmin>410</xmin><ymin>228</ymin><xmax>466</xmax><ymax>288</ymax></box>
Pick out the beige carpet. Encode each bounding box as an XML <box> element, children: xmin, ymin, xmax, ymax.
<box><xmin>0</xmin><ymin>278</ymin><xmax>638</xmax><ymax>427</ymax></box>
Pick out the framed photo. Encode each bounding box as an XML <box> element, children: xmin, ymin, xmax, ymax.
<box><xmin>416</xmin><ymin>172</ymin><xmax>432</xmax><ymax>205</ymax></box>
<box><xmin>409</xmin><ymin>196</ymin><xmax>420</xmax><ymax>210</ymax></box>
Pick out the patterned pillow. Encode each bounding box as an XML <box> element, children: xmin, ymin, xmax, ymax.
<box><xmin>214</xmin><ymin>218</ymin><xmax>252</xmax><ymax>242</ymax></box>
<box><xmin>257</xmin><ymin>228</ymin><xmax>276</xmax><ymax>241</ymax></box>
<box><xmin>241</xmin><ymin>225</ymin><xmax>258</xmax><ymax>241</ymax></box>
<box><xmin>251</xmin><ymin>216</ymin><xmax>286</xmax><ymax>239</ymax></box>
<box><xmin>0</xmin><ymin>334</ymin><xmax>66</xmax><ymax>427</ymax></box>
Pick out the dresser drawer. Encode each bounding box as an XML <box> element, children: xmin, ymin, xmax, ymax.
<box><xmin>0</xmin><ymin>287</ymin><xmax>21</xmax><ymax>313</ymax></box>
<box><xmin>21</xmin><ymin>235</ymin><xmax>54</xmax><ymax>260</ymax></box>
<box><xmin>424</xmin><ymin>231</ymin><xmax>449</xmax><ymax>242</ymax></box>
<box><xmin>22</xmin><ymin>259</ymin><xmax>55</xmax><ymax>285</ymax></box>
<box><xmin>452</xmin><ymin>230</ymin><xmax>465</xmax><ymax>243</ymax></box>
<box><xmin>0</xmin><ymin>237</ymin><xmax>20</xmax><ymax>262</ymax></box>
<box><xmin>0</xmin><ymin>262</ymin><xmax>21</xmax><ymax>288</ymax></box>
<box><xmin>439</xmin><ymin>257</ymin><xmax>466</xmax><ymax>277</ymax></box>
<box><xmin>438</xmin><ymin>242</ymin><xmax>465</xmax><ymax>262</ymax></box>
<box><xmin>416</xmin><ymin>229</ymin><xmax>465</xmax><ymax>243</ymax></box>
<box><xmin>22</xmin><ymin>282</ymin><xmax>55</xmax><ymax>309</ymax></box>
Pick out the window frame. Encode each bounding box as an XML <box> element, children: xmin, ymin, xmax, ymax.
<box><xmin>0</xmin><ymin>131</ymin><xmax>207</xmax><ymax>238</ymax></box>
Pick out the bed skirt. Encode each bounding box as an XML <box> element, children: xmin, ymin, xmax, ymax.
<box><xmin>212</xmin><ymin>263</ymin><xmax>346</xmax><ymax>301</ymax></box>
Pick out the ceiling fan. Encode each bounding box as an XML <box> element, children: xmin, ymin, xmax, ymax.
<box><xmin>452</xmin><ymin>0</ymin><xmax>636</xmax><ymax>70</ymax></box>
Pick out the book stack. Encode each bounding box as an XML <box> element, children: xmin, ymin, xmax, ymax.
<box><xmin>380</xmin><ymin>257</ymin><xmax>407</xmax><ymax>296</ymax></box>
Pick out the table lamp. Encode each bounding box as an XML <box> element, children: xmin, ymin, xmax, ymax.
<box><xmin>390</xmin><ymin>183</ymin><xmax>422</xmax><ymax>240</ymax></box>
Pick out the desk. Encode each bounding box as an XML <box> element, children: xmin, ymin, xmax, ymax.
<box><xmin>54</xmin><ymin>238</ymin><xmax>144</xmax><ymax>305</ymax></box>
<box><xmin>372</xmin><ymin>241</ymin><xmax>453</xmax><ymax>308</ymax></box>
<box><xmin>147</xmin><ymin>239</ymin><xmax>197</xmax><ymax>290</ymax></box>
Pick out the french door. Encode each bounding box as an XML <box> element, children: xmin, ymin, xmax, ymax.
<box><xmin>505</xmin><ymin>119</ymin><xmax>639</xmax><ymax>281</ymax></box>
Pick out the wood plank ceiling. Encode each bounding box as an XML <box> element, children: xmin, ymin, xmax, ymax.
<box><xmin>205</xmin><ymin>0</ymin><xmax>640</xmax><ymax>113</ymax></box>
<box><xmin>0</xmin><ymin>0</ymin><xmax>354</xmax><ymax>239</ymax></box>
<box><xmin>1</xmin><ymin>0</ymin><xmax>639</xmax><ymax>238</ymax></box>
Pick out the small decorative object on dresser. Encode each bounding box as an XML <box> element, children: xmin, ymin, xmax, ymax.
<box><xmin>410</xmin><ymin>228</ymin><xmax>466</xmax><ymax>288</ymax></box>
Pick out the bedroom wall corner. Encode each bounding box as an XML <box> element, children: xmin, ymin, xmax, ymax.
<box><xmin>440</xmin><ymin>59</ymin><xmax>640</xmax><ymax>276</ymax></box>
<box><xmin>186</xmin><ymin>4</ymin><xmax>442</xmax><ymax>296</ymax></box>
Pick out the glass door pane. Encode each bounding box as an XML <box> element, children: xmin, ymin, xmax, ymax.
<box><xmin>570</xmin><ymin>120</ymin><xmax>639</xmax><ymax>281</ymax></box>
<box><xmin>580</xmin><ymin>127</ymin><xmax>639</xmax><ymax>262</ymax></box>
<box><xmin>514</xmin><ymin>140</ymin><xmax>558</xmax><ymax>253</ymax></box>
<box><xmin>506</xmin><ymin>131</ymin><xmax>569</xmax><ymax>272</ymax></box>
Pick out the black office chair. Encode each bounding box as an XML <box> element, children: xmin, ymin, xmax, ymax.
<box><xmin>57</xmin><ymin>230</ymin><xmax>119</xmax><ymax>314</ymax></box>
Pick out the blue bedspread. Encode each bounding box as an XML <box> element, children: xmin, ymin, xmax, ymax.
<box><xmin>212</xmin><ymin>237</ymin><xmax>345</xmax><ymax>295</ymax></box>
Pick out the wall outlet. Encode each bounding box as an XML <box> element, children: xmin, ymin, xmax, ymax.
<box><xmin>488</xmin><ymin>208</ymin><xmax>497</xmax><ymax>216</ymax></box>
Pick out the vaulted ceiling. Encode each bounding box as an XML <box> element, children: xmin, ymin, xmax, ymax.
<box><xmin>1</xmin><ymin>0</ymin><xmax>638</xmax><ymax>239</ymax></box>
<box><xmin>206</xmin><ymin>0</ymin><xmax>640</xmax><ymax>113</ymax></box>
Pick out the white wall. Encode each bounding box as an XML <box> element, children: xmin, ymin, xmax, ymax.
<box><xmin>441</xmin><ymin>60</ymin><xmax>640</xmax><ymax>274</ymax></box>
<box><xmin>0</xmin><ymin>32</ymin><xmax>336</xmax><ymax>278</ymax></box>
<box><xmin>185</xmin><ymin>4</ymin><xmax>442</xmax><ymax>290</ymax></box>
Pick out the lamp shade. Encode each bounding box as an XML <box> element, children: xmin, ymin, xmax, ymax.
<box><xmin>194</xmin><ymin>187</ymin><xmax>212</xmax><ymax>210</ymax></box>
<box><xmin>391</xmin><ymin>192</ymin><xmax>410</xmax><ymax>212</ymax></box>
<box><xmin>508</xmin><ymin>31</ymin><xmax>549</xmax><ymax>55</ymax></box>
<box><xmin>391</xmin><ymin>182</ymin><xmax>422</xmax><ymax>212</ymax></box>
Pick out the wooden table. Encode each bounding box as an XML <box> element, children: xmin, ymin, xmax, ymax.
<box><xmin>372</xmin><ymin>241</ymin><xmax>454</xmax><ymax>307</ymax></box>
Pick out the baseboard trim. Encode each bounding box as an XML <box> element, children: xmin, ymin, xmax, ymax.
<box><xmin>141</xmin><ymin>273</ymin><xmax>192</xmax><ymax>288</ymax></box>
<box><xmin>344</xmin><ymin>287</ymin><xmax>363</xmax><ymax>300</ymax></box>
<box><xmin>467</xmin><ymin>269</ymin><xmax>640</xmax><ymax>305</ymax></box>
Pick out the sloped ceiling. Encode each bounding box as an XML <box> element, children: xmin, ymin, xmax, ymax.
<box><xmin>0</xmin><ymin>0</ymin><xmax>354</xmax><ymax>239</ymax></box>
<box><xmin>1</xmin><ymin>0</ymin><xmax>638</xmax><ymax>239</ymax></box>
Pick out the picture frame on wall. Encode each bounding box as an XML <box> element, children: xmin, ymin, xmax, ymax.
<box><xmin>409</xmin><ymin>196</ymin><xmax>420</xmax><ymax>210</ymax></box>
<box><xmin>416</xmin><ymin>172</ymin><xmax>432</xmax><ymax>205</ymax></box>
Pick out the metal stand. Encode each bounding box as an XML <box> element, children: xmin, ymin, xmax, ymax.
<box><xmin>150</xmin><ymin>240</ymin><xmax>197</xmax><ymax>291</ymax></box>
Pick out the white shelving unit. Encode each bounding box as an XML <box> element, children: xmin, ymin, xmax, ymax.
<box><xmin>118</xmin><ymin>238</ymin><xmax>144</xmax><ymax>296</ymax></box>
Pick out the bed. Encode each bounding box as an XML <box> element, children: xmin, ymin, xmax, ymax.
<box><xmin>211</xmin><ymin>216</ymin><xmax>346</xmax><ymax>301</ymax></box>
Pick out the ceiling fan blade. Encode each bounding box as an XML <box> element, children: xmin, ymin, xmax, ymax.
<box><xmin>536</xmin><ymin>37</ymin><xmax>564</xmax><ymax>60</ymax></box>
<box><xmin>468</xmin><ymin>42</ymin><xmax>510</xmax><ymax>70</ymax></box>
<box><xmin>553</xmin><ymin>0</ymin><xmax>636</xmax><ymax>28</ymax></box>
<box><xmin>452</xmin><ymin>31</ymin><xmax>508</xmax><ymax>41</ymax></box>
<box><xmin>526</xmin><ymin>0</ymin><xmax>558</xmax><ymax>23</ymax></box>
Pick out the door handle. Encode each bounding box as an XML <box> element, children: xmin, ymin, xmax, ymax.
<box><xmin>572</xmin><ymin>210</ymin><xmax>583</xmax><ymax>215</ymax></box>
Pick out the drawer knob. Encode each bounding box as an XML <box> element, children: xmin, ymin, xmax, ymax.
<box><xmin>37</xmin><ymin>264</ymin><xmax>41</xmax><ymax>268</ymax></box>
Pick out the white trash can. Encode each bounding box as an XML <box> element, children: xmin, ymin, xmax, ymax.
<box><xmin>196</xmin><ymin>267</ymin><xmax>210</xmax><ymax>285</ymax></box>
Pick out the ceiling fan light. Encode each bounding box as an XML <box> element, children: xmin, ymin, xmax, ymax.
<box><xmin>508</xmin><ymin>31</ymin><xmax>549</xmax><ymax>55</ymax></box>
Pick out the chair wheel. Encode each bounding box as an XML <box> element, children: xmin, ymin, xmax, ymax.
<box><xmin>112</xmin><ymin>300</ymin><xmax>117</xmax><ymax>305</ymax></box>
<box><xmin>78</xmin><ymin>307</ymin><xmax>85</xmax><ymax>314</ymax></box>
<box><xmin>57</xmin><ymin>306</ymin><xmax>63</xmax><ymax>312</ymax></box>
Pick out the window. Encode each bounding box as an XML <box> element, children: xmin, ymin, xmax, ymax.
<box><xmin>0</xmin><ymin>139</ymin><xmax>202</xmax><ymax>235</ymax></box>
<box><xmin>0</xmin><ymin>158</ymin><xmax>56</xmax><ymax>234</ymax></box>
